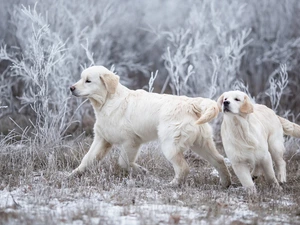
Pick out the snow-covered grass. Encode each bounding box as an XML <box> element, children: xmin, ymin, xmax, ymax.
<box><xmin>0</xmin><ymin>141</ymin><xmax>300</xmax><ymax>225</ymax></box>
<box><xmin>1</xmin><ymin>1</ymin><xmax>300</xmax><ymax>224</ymax></box>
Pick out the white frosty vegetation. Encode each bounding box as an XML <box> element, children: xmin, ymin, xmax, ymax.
<box><xmin>0</xmin><ymin>0</ymin><xmax>300</xmax><ymax>224</ymax></box>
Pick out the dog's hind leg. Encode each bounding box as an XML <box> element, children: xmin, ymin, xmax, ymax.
<box><xmin>160</xmin><ymin>140</ymin><xmax>190</xmax><ymax>186</ymax></box>
<box><xmin>261</xmin><ymin>152</ymin><xmax>281</xmax><ymax>188</ymax></box>
<box><xmin>118</xmin><ymin>141</ymin><xmax>147</xmax><ymax>174</ymax></box>
<box><xmin>69</xmin><ymin>136</ymin><xmax>112</xmax><ymax>177</ymax></box>
<box><xmin>192</xmin><ymin>138</ymin><xmax>232</xmax><ymax>188</ymax></box>
<box><xmin>268</xmin><ymin>137</ymin><xmax>286</xmax><ymax>183</ymax></box>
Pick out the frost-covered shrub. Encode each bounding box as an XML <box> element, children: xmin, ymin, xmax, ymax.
<box><xmin>0</xmin><ymin>0</ymin><xmax>154</xmax><ymax>138</ymax></box>
<box><xmin>1</xmin><ymin>4</ymin><xmax>76</xmax><ymax>147</ymax></box>
<box><xmin>154</xmin><ymin>0</ymin><xmax>300</xmax><ymax>105</ymax></box>
<box><xmin>155</xmin><ymin>1</ymin><xmax>253</xmax><ymax>98</ymax></box>
<box><xmin>1</xmin><ymin>0</ymin><xmax>300</xmax><ymax>139</ymax></box>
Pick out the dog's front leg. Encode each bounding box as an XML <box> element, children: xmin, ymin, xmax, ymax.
<box><xmin>118</xmin><ymin>141</ymin><xmax>148</xmax><ymax>174</ymax></box>
<box><xmin>69</xmin><ymin>136</ymin><xmax>112</xmax><ymax>177</ymax></box>
<box><xmin>231</xmin><ymin>162</ymin><xmax>256</xmax><ymax>193</ymax></box>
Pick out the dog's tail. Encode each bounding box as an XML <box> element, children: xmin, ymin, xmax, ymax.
<box><xmin>278</xmin><ymin>116</ymin><xmax>300</xmax><ymax>138</ymax></box>
<box><xmin>194</xmin><ymin>99</ymin><xmax>219</xmax><ymax>124</ymax></box>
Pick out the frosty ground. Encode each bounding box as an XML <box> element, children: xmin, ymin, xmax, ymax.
<box><xmin>1</xmin><ymin>1</ymin><xmax>300</xmax><ymax>224</ymax></box>
<box><xmin>0</xmin><ymin>141</ymin><xmax>300</xmax><ymax>225</ymax></box>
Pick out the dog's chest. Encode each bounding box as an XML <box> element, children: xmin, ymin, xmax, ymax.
<box><xmin>221</xmin><ymin>116</ymin><xmax>268</xmax><ymax>163</ymax></box>
<box><xmin>93</xmin><ymin>109</ymin><xmax>126</xmax><ymax>142</ymax></box>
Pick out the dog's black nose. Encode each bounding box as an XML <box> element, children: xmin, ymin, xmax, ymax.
<box><xmin>223</xmin><ymin>101</ymin><xmax>230</xmax><ymax>106</ymax></box>
<box><xmin>70</xmin><ymin>86</ymin><xmax>75</xmax><ymax>92</ymax></box>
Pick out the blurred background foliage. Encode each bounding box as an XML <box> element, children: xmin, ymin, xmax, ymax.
<box><xmin>1</xmin><ymin>0</ymin><xmax>300</xmax><ymax>138</ymax></box>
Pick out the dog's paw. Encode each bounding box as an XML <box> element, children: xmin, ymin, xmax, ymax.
<box><xmin>279</xmin><ymin>181</ymin><xmax>286</xmax><ymax>188</ymax></box>
<box><xmin>270</xmin><ymin>182</ymin><xmax>283</xmax><ymax>191</ymax></box>
<box><xmin>229</xmin><ymin>182</ymin><xmax>240</xmax><ymax>188</ymax></box>
<box><xmin>230</xmin><ymin>185</ymin><xmax>257</xmax><ymax>196</ymax></box>
<box><xmin>132</xmin><ymin>163</ymin><xmax>149</xmax><ymax>175</ymax></box>
<box><xmin>220</xmin><ymin>178</ymin><xmax>232</xmax><ymax>189</ymax></box>
<box><xmin>164</xmin><ymin>178</ymin><xmax>181</xmax><ymax>188</ymax></box>
<box><xmin>137</xmin><ymin>166</ymin><xmax>149</xmax><ymax>175</ymax></box>
<box><xmin>246</xmin><ymin>186</ymin><xmax>257</xmax><ymax>195</ymax></box>
<box><xmin>67</xmin><ymin>169</ymin><xmax>83</xmax><ymax>180</ymax></box>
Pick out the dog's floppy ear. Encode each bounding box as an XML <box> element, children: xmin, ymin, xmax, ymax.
<box><xmin>100</xmin><ymin>73</ymin><xmax>119</xmax><ymax>94</ymax></box>
<box><xmin>217</xmin><ymin>94</ymin><xmax>224</xmax><ymax>112</ymax></box>
<box><xmin>240</xmin><ymin>95</ymin><xmax>254</xmax><ymax>114</ymax></box>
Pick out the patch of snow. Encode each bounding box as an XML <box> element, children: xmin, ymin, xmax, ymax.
<box><xmin>0</xmin><ymin>185</ymin><xmax>298</xmax><ymax>225</ymax></box>
<box><xmin>224</xmin><ymin>157</ymin><xmax>232</xmax><ymax>167</ymax></box>
<box><xmin>210</xmin><ymin>168</ymin><xmax>219</xmax><ymax>177</ymax></box>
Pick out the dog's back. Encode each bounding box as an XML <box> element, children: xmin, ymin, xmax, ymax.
<box><xmin>98</xmin><ymin>88</ymin><xmax>213</xmax><ymax>144</ymax></box>
<box><xmin>252</xmin><ymin>104</ymin><xmax>284</xmax><ymax>139</ymax></box>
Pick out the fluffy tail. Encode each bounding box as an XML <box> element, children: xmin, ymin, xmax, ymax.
<box><xmin>278</xmin><ymin>116</ymin><xmax>300</xmax><ymax>138</ymax></box>
<box><xmin>193</xmin><ymin>99</ymin><xmax>219</xmax><ymax>124</ymax></box>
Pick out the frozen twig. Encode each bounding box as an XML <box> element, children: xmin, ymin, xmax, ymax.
<box><xmin>266</xmin><ymin>64</ymin><xmax>288</xmax><ymax>112</ymax></box>
<box><xmin>148</xmin><ymin>70</ymin><xmax>158</xmax><ymax>93</ymax></box>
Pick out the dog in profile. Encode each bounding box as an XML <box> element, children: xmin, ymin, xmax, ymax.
<box><xmin>217</xmin><ymin>90</ymin><xmax>300</xmax><ymax>192</ymax></box>
<box><xmin>69</xmin><ymin>66</ymin><xmax>232</xmax><ymax>187</ymax></box>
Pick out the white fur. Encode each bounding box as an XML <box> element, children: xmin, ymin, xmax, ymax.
<box><xmin>69</xmin><ymin>66</ymin><xmax>231</xmax><ymax>187</ymax></box>
<box><xmin>218</xmin><ymin>90</ymin><xmax>286</xmax><ymax>192</ymax></box>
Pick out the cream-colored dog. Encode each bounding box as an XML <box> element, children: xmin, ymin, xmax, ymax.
<box><xmin>217</xmin><ymin>90</ymin><xmax>300</xmax><ymax>191</ymax></box>
<box><xmin>69</xmin><ymin>66</ymin><xmax>232</xmax><ymax>187</ymax></box>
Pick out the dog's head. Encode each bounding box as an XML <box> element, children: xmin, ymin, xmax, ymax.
<box><xmin>70</xmin><ymin>66</ymin><xmax>119</xmax><ymax>102</ymax></box>
<box><xmin>217</xmin><ymin>90</ymin><xmax>254</xmax><ymax>115</ymax></box>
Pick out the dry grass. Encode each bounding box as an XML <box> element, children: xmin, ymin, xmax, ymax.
<box><xmin>0</xmin><ymin>138</ymin><xmax>300</xmax><ymax>225</ymax></box>
<box><xmin>1</xmin><ymin>2</ymin><xmax>300</xmax><ymax>224</ymax></box>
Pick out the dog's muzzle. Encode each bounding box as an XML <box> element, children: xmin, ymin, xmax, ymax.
<box><xmin>223</xmin><ymin>101</ymin><xmax>230</xmax><ymax>112</ymax></box>
<box><xmin>70</xmin><ymin>86</ymin><xmax>79</xmax><ymax>96</ymax></box>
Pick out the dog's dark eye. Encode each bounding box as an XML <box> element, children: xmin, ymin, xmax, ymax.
<box><xmin>234</xmin><ymin>98</ymin><xmax>240</xmax><ymax>101</ymax></box>
<box><xmin>86</xmin><ymin>80</ymin><xmax>91</xmax><ymax>83</ymax></box>
<box><xmin>224</xmin><ymin>98</ymin><xmax>227</xmax><ymax>101</ymax></box>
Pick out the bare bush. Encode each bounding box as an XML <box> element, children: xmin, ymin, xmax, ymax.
<box><xmin>1</xmin><ymin>0</ymin><xmax>300</xmax><ymax>133</ymax></box>
<box><xmin>0</xmin><ymin>4</ymin><xmax>75</xmax><ymax>148</ymax></box>
<box><xmin>158</xmin><ymin>1</ymin><xmax>252</xmax><ymax>98</ymax></box>
<box><xmin>265</xmin><ymin>64</ymin><xmax>289</xmax><ymax>112</ymax></box>
<box><xmin>1</xmin><ymin>2</ymin><xmax>300</xmax><ymax>224</ymax></box>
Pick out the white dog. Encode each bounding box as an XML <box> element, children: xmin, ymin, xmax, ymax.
<box><xmin>69</xmin><ymin>66</ymin><xmax>232</xmax><ymax>187</ymax></box>
<box><xmin>217</xmin><ymin>90</ymin><xmax>300</xmax><ymax>191</ymax></box>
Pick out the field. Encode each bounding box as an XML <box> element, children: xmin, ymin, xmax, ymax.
<box><xmin>1</xmin><ymin>140</ymin><xmax>300</xmax><ymax>224</ymax></box>
<box><xmin>1</xmin><ymin>0</ymin><xmax>300</xmax><ymax>224</ymax></box>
